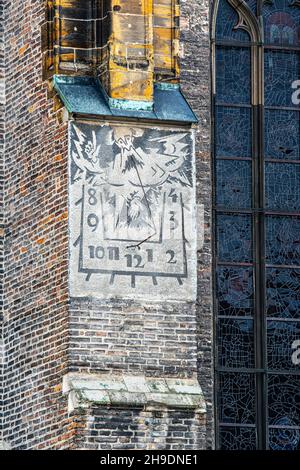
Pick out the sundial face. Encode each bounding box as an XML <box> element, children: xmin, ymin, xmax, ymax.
<box><xmin>69</xmin><ymin>121</ymin><xmax>197</xmax><ymax>301</ymax></box>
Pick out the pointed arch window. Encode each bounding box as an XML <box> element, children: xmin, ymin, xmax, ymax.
<box><xmin>42</xmin><ymin>1</ymin><xmax>180</xmax><ymax>84</ymax></box>
<box><xmin>213</xmin><ymin>0</ymin><xmax>300</xmax><ymax>450</ymax></box>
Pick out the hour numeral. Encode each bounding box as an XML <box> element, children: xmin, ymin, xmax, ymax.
<box><xmin>89</xmin><ymin>246</ymin><xmax>105</xmax><ymax>260</ymax></box>
<box><xmin>146</xmin><ymin>249</ymin><xmax>154</xmax><ymax>262</ymax></box>
<box><xmin>87</xmin><ymin>213</ymin><xmax>99</xmax><ymax>232</ymax></box>
<box><xmin>169</xmin><ymin>211</ymin><xmax>179</xmax><ymax>231</ymax></box>
<box><xmin>88</xmin><ymin>246</ymin><xmax>120</xmax><ymax>261</ymax></box>
<box><xmin>88</xmin><ymin>188</ymin><xmax>98</xmax><ymax>206</ymax></box>
<box><xmin>125</xmin><ymin>254</ymin><xmax>145</xmax><ymax>269</ymax></box>
<box><xmin>169</xmin><ymin>188</ymin><xmax>178</xmax><ymax>203</ymax></box>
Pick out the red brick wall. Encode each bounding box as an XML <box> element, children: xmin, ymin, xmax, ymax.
<box><xmin>0</xmin><ymin>0</ymin><xmax>6</xmax><ymax>442</ymax></box>
<box><xmin>70</xmin><ymin>300</ymin><xmax>198</xmax><ymax>377</ymax></box>
<box><xmin>72</xmin><ymin>407</ymin><xmax>207</xmax><ymax>450</ymax></box>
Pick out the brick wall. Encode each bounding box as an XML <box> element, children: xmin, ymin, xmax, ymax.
<box><xmin>70</xmin><ymin>299</ymin><xmax>198</xmax><ymax>377</ymax></box>
<box><xmin>67</xmin><ymin>0</ymin><xmax>213</xmax><ymax>450</ymax></box>
<box><xmin>181</xmin><ymin>0</ymin><xmax>213</xmax><ymax>448</ymax></box>
<box><xmin>0</xmin><ymin>0</ymin><xmax>6</xmax><ymax>442</ymax></box>
<box><xmin>71</xmin><ymin>406</ymin><xmax>207</xmax><ymax>451</ymax></box>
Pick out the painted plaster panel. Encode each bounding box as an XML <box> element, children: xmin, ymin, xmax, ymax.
<box><xmin>69</xmin><ymin>120</ymin><xmax>197</xmax><ymax>301</ymax></box>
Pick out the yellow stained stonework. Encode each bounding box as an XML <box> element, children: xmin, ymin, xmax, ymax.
<box><xmin>153</xmin><ymin>0</ymin><xmax>180</xmax><ymax>81</ymax></box>
<box><xmin>43</xmin><ymin>0</ymin><xmax>180</xmax><ymax>102</ymax></box>
<box><xmin>108</xmin><ymin>0</ymin><xmax>154</xmax><ymax>102</ymax></box>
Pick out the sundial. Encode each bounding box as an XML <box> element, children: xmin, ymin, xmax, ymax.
<box><xmin>69</xmin><ymin>121</ymin><xmax>196</xmax><ymax>300</ymax></box>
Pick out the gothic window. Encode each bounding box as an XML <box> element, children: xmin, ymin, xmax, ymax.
<box><xmin>213</xmin><ymin>0</ymin><xmax>300</xmax><ymax>450</ymax></box>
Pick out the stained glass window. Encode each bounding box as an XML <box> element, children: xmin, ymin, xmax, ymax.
<box><xmin>265</xmin><ymin>110</ymin><xmax>300</xmax><ymax>160</ymax></box>
<box><xmin>216</xmin><ymin>0</ymin><xmax>251</xmax><ymax>42</ymax></box>
<box><xmin>219</xmin><ymin>427</ymin><xmax>257</xmax><ymax>450</ymax></box>
<box><xmin>214</xmin><ymin>0</ymin><xmax>300</xmax><ymax>451</ymax></box>
<box><xmin>265</xmin><ymin>50</ymin><xmax>300</xmax><ymax>107</ymax></box>
<box><xmin>269</xmin><ymin>428</ymin><xmax>300</xmax><ymax>451</ymax></box>
<box><xmin>217</xmin><ymin>214</ymin><xmax>252</xmax><ymax>263</ymax></box>
<box><xmin>216</xmin><ymin>47</ymin><xmax>251</xmax><ymax>104</ymax></box>
<box><xmin>268</xmin><ymin>375</ymin><xmax>300</xmax><ymax>427</ymax></box>
<box><xmin>218</xmin><ymin>318</ymin><xmax>255</xmax><ymax>368</ymax></box>
<box><xmin>266</xmin><ymin>268</ymin><xmax>300</xmax><ymax>319</ymax></box>
<box><xmin>263</xmin><ymin>0</ymin><xmax>300</xmax><ymax>46</ymax></box>
<box><xmin>218</xmin><ymin>373</ymin><xmax>256</xmax><ymax>423</ymax></box>
<box><xmin>217</xmin><ymin>266</ymin><xmax>254</xmax><ymax>316</ymax></box>
<box><xmin>265</xmin><ymin>163</ymin><xmax>300</xmax><ymax>211</ymax></box>
<box><xmin>216</xmin><ymin>160</ymin><xmax>252</xmax><ymax>209</ymax></box>
<box><xmin>267</xmin><ymin>320</ymin><xmax>300</xmax><ymax>369</ymax></box>
<box><xmin>265</xmin><ymin>216</ymin><xmax>300</xmax><ymax>266</ymax></box>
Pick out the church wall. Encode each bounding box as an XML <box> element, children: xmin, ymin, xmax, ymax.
<box><xmin>181</xmin><ymin>0</ymin><xmax>213</xmax><ymax>448</ymax></box>
<box><xmin>0</xmin><ymin>0</ymin><xmax>6</xmax><ymax>443</ymax></box>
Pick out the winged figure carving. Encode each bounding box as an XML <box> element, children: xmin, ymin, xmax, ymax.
<box><xmin>71</xmin><ymin>125</ymin><xmax>191</xmax><ymax>189</ymax></box>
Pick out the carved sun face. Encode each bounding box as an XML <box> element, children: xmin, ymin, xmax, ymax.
<box><xmin>113</xmin><ymin>127</ymin><xmax>144</xmax><ymax>152</ymax></box>
<box><xmin>113</xmin><ymin>128</ymin><xmax>134</xmax><ymax>150</ymax></box>
<box><xmin>116</xmin><ymin>136</ymin><xmax>133</xmax><ymax>151</ymax></box>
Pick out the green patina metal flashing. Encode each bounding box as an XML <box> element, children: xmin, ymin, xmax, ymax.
<box><xmin>53</xmin><ymin>75</ymin><xmax>198</xmax><ymax>123</ymax></box>
<box><xmin>155</xmin><ymin>82</ymin><xmax>181</xmax><ymax>91</ymax></box>
<box><xmin>63</xmin><ymin>373</ymin><xmax>206</xmax><ymax>413</ymax></box>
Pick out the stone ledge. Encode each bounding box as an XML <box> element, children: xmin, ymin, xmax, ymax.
<box><xmin>63</xmin><ymin>373</ymin><xmax>206</xmax><ymax>415</ymax></box>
